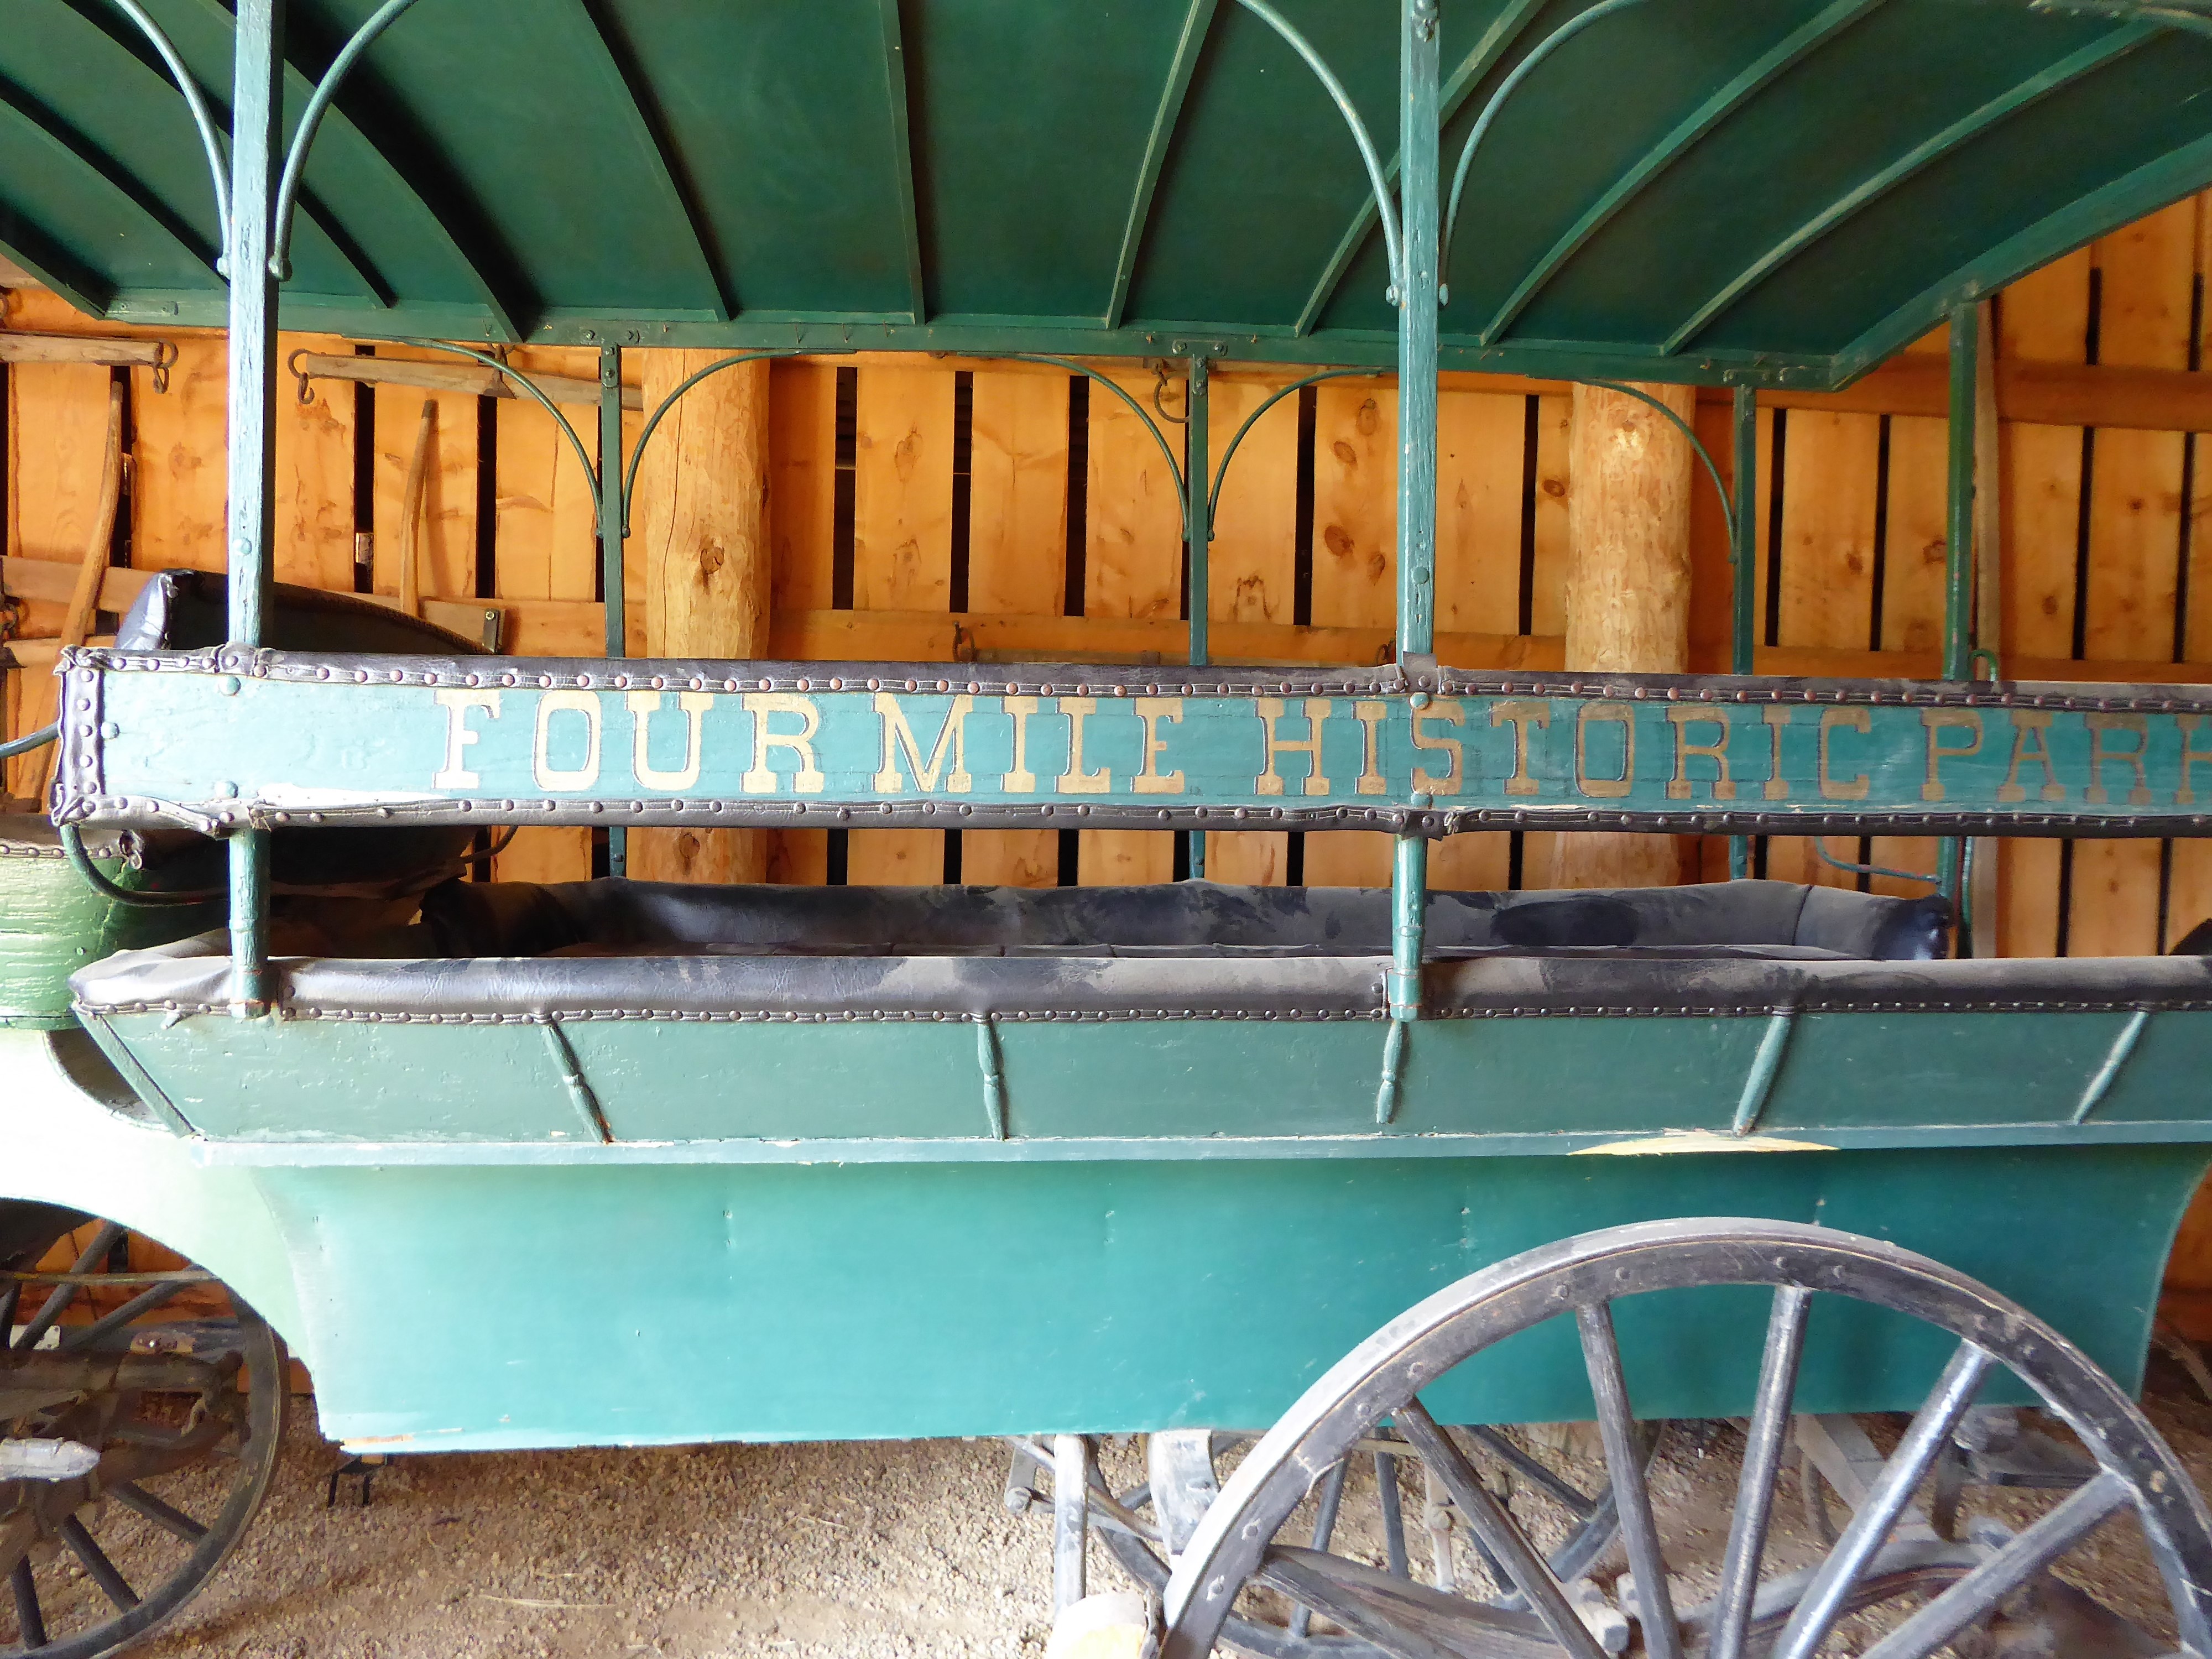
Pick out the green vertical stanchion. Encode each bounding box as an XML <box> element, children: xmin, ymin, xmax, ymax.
<box><xmin>225</xmin><ymin>0</ymin><xmax>284</xmax><ymax>1015</ymax></box>
<box><xmin>1938</xmin><ymin>302</ymin><xmax>1978</xmax><ymax>910</ymax></box>
<box><xmin>600</xmin><ymin>345</ymin><xmax>628</xmax><ymax>879</ymax></box>
<box><xmin>1730</xmin><ymin>383</ymin><xmax>1757</xmax><ymax>881</ymax></box>
<box><xmin>1187</xmin><ymin>352</ymin><xmax>1209</xmax><ymax>880</ymax></box>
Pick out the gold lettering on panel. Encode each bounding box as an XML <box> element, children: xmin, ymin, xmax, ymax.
<box><xmin>873</xmin><ymin>692</ymin><xmax>974</xmax><ymax>793</ymax></box>
<box><xmin>1055</xmin><ymin>698</ymin><xmax>1112</xmax><ymax>795</ymax></box>
<box><xmin>1573</xmin><ymin>701</ymin><xmax>1635</xmax><ymax>800</ymax></box>
<box><xmin>1411</xmin><ymin>702</ymin><xmax>1464</xmax><ymax>795</ymax></box>
<box><xmin>1997</xmin><ymin>711</ymin><xmax>2065</xmax><ymax>803</ymax></box>
<box><xmin>1254</xmin><ymin>698</ymin><xmax>1332</xmax><ymax>797</ymax></box>
<box><xmin>741</xmin><ymin>693</ymin><xmax>825</xmax><ymax>794</ymax></box>
<box><xmin>532</xmin><ymin>689</ymin><xmax>603</xmax><ymax>790</ymax></box>
<box><xmin>1919</xmin><ymin>709</ymin><xmax>1982</xmax><ymax>802</ymax></box>
<box><xmin>1131</xmin><ymin>698</ymin><xmax>1186</xmax><ymax>794</ymax></box>
<box><xmin>1001</xmin><ymin>697</ymin><xmax>1041</xmax><ymax>793</ymax></box>
<box><xmin>1818</xmin><ymin>707</ymin><xmax>1870</xmax><ymax>801</ymax></box>
<box><xmin>2085</xmin><ymin>712</ymin><xmax>2154</xmax><ymax>806</ymax></box>
<box><xmin>626</xmin><ymin>691</ymin><xmax>713</xmax><ymax>791</ymax></box>
<box><xmin>2179</xmin><ymin>714</ymin><xmax>2212</xmax><ymax>806</ymax></box>
<box><xmin>1350</xmin><ymin>700</ymin><xmax>1388</xmax><ymax>796</ymax></box>
<box><xmin>433</xmin><ymin>687</ymin><xmax>500</xmax><ymax>789</ymax></box>
<box><xmin>1762</xmin><ymin>706</ymin><xmax>1791</xmax><ymax>801</ymax></box>
<box><xmin>1491</xmin><ymin>701</ymin><xmax>1548</xmax><ymax>797</ymax></box>
<box><xmin>1664</xmin><ymin>707</ymin><xmax>1734</xmax><ymax>801</ymax></box>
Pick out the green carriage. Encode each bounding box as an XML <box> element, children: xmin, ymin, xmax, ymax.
<box><xmin>12</xmin><ymin>2</ymin><xmax>2212</xmax><ymax>1655</ymax></box>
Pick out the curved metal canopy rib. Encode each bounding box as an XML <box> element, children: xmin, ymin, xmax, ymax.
<box><xmin>8</xmin><ymin>1</ymin><xmax>2212</xmax><ymax>385</ymax></box>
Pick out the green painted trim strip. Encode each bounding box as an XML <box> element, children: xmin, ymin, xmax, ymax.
<box><xmin>2072</xmin><ymin>1008</ymin><xmax>2151</xmax><ymax>1125</ymax></box>
<box><xmin>79</xmin><ymin>1013</ymin><xmax>195</xmax><ymax>1136</ymax></box>
<box><xmin>1106</xmin><ymin>0</ymin><xmax>1218</xmax><ymax>330</ymax></box>
<box><xmin>1665</xmin><ymin>27</ymin><xmax>2150</xmax><ymax>356</ymax></box>
<box><xmin>1833</xmin><ymin>117</ymin><xmax>2212</xmax><ymax>380</ymax></box>
<box><xmin>1293</xmin><ymin>0</ymin><xmax>1551</xmax><ymax>337</ymax></box>
<box><xmin>181</xmin><ymin>1118</ymin><xmax>2212</xmax><ymax>1168</ymax></box>
<box><xmin>1730</xmin><ymin>1009</ymin><xmax>1796</xmax><ymax>1136</ymax></box>
<box><xmin>877</xmin><ymin>0</ymin><xmax>928</xmax><ymax>326</ymax></box>
<box><xmin>1479</xmin><ymin>0</ymin><xmax>1882</xmax><ymax>347</ymax></box>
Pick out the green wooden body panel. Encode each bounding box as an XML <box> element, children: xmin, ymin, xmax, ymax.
<box><xmin>243</xmin><ymin>1146</ymin><xmax>2204</xmax><ymax>1451</ymax></box>
<box><xmin>0</xmin><ymin>831</ymin><xmax>212</xmax><ymax>1030</ymax></box>
<box><xmin>61</xmin><ymin>660</ymin><xmax>2212</xmax><ymax>838</ymax></box>
<box><xmin>90</xmin><ymin>1005</ymin><xmax>2212</xmax><ymax>1150</ymax></box>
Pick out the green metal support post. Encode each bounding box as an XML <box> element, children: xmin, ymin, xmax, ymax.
<box><xmin>1938</xmin><ymin>301</ymin><xmax>1976</xmax><ymax>910</ymax></box>
<box><xmin>1730</xmin><ymin>383</ymin><xmax>1757</xmax><ymax>880</ymax></box>
<box><xmin>1187</xmin><ymin>351</ymin><xmax>1209</xmax><ymax>880</ymax></box>
<box><xmin>1382</xmin><ymin>0</ymin><xmax>1440</xmax><ymax>1121</ymax></box>
<box><xmin>225</xmin><ymin>0</ymin><xmax>284</xmax><ymax>1016</ymax></box>
<box><xmin>599</xmin><ymin>345</ymin><xmax>628</xmax><ymax>878</ymax></box>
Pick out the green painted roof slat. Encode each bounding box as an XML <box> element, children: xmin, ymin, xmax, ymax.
<box><xmin>1663</xmin><ymin>22</ymin><xmax>2154</xmax><ymax>355</ymax></box>
<box><xmin>1108</xmin><ymin>0</ymin><xmax>1220</xmax><ymax>330</ymax></box>
<box><xmin>1478</xmin><ymin>0</ymin><xmax>1884</xmax><ymax>346</ymax></box>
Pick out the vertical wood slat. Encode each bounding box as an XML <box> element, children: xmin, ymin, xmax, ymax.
<box><xmin>1304</xmin><ymin>381</ymin><xmax>1396</xmax><ymax>888</ymax></box>
<box><xmin>851</xmin><ymin>364</ymin><xmax>956</xmax><ymax>884</ymax></box>
<box><xmin>1079</xmin><ymin>367</ymin><xmax>1181</xmax><ymax>886</ymax></box>
<box><xmin>492</xmin><ymin>346</ymin><xmax>602</xmax><ymax>884</ymax></box>
<box><xmin>961</xmin><ymin>366</ymin><xmax>1070</xmax><ymax>888</ymax></box>
<box><xmin>2074</xmin><ymin>203</ymin><xmax>2195</xmax><ymax>954</ymax></box>
<box><xmin>4</xmin><ymin>359</ymin><xmax>106</xmax><ymax>797</ymax></box>
<box><xmin>130</xmin><ymin>337</ymin><xmax>226</xmax><ymax>575</ymax></box>
<box><xmin>1997</xmin><ymin>251</ymin><xmax>2094</xmax><ymax>957</ymax></box>
<box><xmin>1766</xmin><ymin>408</ymin><xmax>1882</xmax><ymax>890</ymax></box>
<box><xmin>2173</xmin><ymin>196</ymin><xmax>2212</xmax><ymax>945</ymax></box>
<box><xmin>1205</xmin><ymin>372</ymin><xmax>1303</xmax><ymax>886</ymax></box>
<box><xmin>1870</xmin><ymin>404</ymin><xmax>1949</xmax><ymax>898</ymax></box>
<box><xmin>273</xmin><ymin>332</ymin><xmax>356</xmax><ymax>593</ymax></box>
<box><xmin>766</xmin><ymin>358</ymin><xmax>839</xmax><ymax>883</ymax></box>
<box><xmin>368</xmin><ymin>345</ymin><xmax>478</xmax><ymax>608</ymax></box>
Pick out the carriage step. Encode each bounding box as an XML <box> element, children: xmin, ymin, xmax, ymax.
<box><xmin>0</xmin><ymin>1437</ymin><xmax>98</xmax><ymax>1481</ymax></box>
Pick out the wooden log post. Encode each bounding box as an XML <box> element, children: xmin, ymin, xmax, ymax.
<box><xmin>629</xmin><ymin>350</ymin><xmax>771</xmax><ymax>884</ymax></box>
<box><xmin>1547</xmin><ymin>381</ymin><xmax>1696</xmax><ymax>890</ymax></box>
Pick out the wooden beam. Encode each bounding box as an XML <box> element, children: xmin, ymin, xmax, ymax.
<box><xmin>0</xmin><ymin>332</ymin><xmax>170</xmax><ymax>369</ymax></box>
<box><xmin>290</xmin><ymin>352</ymin><xmax>639</xmax><ymax>410</ymax></box>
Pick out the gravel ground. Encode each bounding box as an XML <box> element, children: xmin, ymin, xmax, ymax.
<box><xmin>82</xmin><ymin>1353</ymin><xmax>2212</xmax><ymax>1658</ymax></box>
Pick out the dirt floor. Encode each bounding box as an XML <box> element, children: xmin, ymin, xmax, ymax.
<box><xmin>110</xmin><ymin>1354</ymin><xmax>2212</xmax><ymax>1659</ymax></box>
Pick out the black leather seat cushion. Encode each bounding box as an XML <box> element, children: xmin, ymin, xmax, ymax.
<box><xmin>420</xmin><ymin>878</ymin><xmax>1951</xmax><ymax>962</ymax></box>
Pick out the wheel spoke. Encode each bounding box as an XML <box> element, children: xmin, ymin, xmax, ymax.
<box><xmin>1858</xmin><ymin>1470</ymin><xmax>2130</xmax><ymax>1659</ymax></box>
<box><xmin>1462</xmin><ymin>1424</ymin><xmax>1599</xmax><ymax>1520</ymax></box>
<box><xmin>0</xmin><ymin>1279</ymin><xmax>19</xmax><ymax>1339</ymax></box>
<box><xmin>1256</xmin><ymin>1548</ymin><xmax>1486</xmax><ymax>1659</ymax></box>
<box><xmin>1376</xmin><ymin>1449</ymin><xmax>1410</xmax><ymax>1579</ymax></box>
<box><xmin>59</xmin><ymin>1515</ymin><xmax>139</xmax><ymax>1611</ymax></box>
<box><xmin>1577</xmin><ymin>1302</ymin><xmax>1683</xmax><ymax>1659</ymax></box>
<box><xmin>9</xmin><ymin>1556</ymin><xmax>46</xmax><ymax>1648</ymax></box>
<box><xmin>1708</xmin><ymin>1285</ymin><xmax>1813</xmax><ymax>1659</ymax></box>
<box><xmin>56</xmin><ymin>1279</ymin><xmax>191</xmax><ymax>1355</ymax></box>
<box><xmin>1287</xmin><ymin>1457</ymin><xmax>1350</xmax><ymax>1639</ymax></box>
<box><xmin>12</xmin><ymin>1224</ymin><xmax>122</xmax><ymax>1353</ymax></box>
<box><xmin>1394</xmin><ymin>1397</ymin><xmax>1609</xmax><ymax>1659</ymax></box>
<box><xmin>1775</xmin><ymin>1339</ymin><xmax>1997</xmax><ymax>1659</ymax></box>
<box><xmin>111</xmin><ymin>1479</ymin><xmax>210</xmax><ymax>1543</ymax></box>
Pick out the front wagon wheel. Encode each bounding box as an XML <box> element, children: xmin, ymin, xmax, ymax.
<box><xmin>1161</xmin><ymin>1218</ymin><xmax>2212</xmax><ymax>1659</ymax></box>
<box><xmin>1</xmin><ymin>1211</ymin><xmax>285</xmax><ymax>1659</ymax></box>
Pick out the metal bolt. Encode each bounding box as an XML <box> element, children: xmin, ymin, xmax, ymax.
<box><xmin>218</xmin><ymin>676</ymin><xmax>241</xmax><ymax>696</ymax></box>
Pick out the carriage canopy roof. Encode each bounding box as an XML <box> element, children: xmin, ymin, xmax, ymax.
<box><xmin>4</xmin><ymin>0</ymin><xmax>2212</xmax><ymax>386</ymax></box>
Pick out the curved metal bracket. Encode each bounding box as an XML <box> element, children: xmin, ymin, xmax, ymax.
<box><xmin>1582</xmin><ymin>377</ymin><xmax>1735</xmax><ymax>535</ymax></box>
<box><xmin>60</xmin><ymin>824</ymin><xmax>224</xmax><ymax>909</ymax></box>
<box><xmin>1230</xmin><ymin>0</ymin><xmax>1404</xmax><ymax>298</ymax></box>
<box><xmin>619</xmin><ymin>351</ymin><xmax>806</xmax><ymax>538</ymax></box>
<box><xmin>1206</xmin><ymin>367</ymin><xmax>1375</xmax><ymax>540</ymax></box>
<box><xmin>271</xmin><ymin>0</ymin><xmax>427</xmax><ymax>280</ymax></box>
<box><xmin>0</xmin><ymin>722</ymin><xmax>58</xmax><ymax>763</ymax></box>
<box><xmin>101</xmin><ymin>0</ymin><xmax>234</xmax><ymax>254</ymax></box>
<box><xmin>1443</xmin><ymin>0</ymin><xmax>1661</xmax><ymax>301</ymax></box>
<box><xmin>395</xmin><ymin>338</ymin><xmax>602</xmax><ymax>509</ymax></box>
<box><xmin>1006</xmin><ymin>355</ymin><xmax>1187</xmax><ymax>500</ymax></box>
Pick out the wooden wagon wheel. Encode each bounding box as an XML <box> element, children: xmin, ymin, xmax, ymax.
<box><xmin>1161</xmin><ymin>1218</ymin><xmax>2212</xmax><ymax>1659</ymax></box>
<box><xmin>1092</xmin><ymin>1423</ymin><xmax>1656</xmax><ymax>1658</ymax></box>
<box><xmin>1</xmin><ymin>1207</ymin><xmax>285</xmax><ymax>1659</ymax></box>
